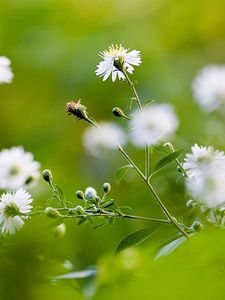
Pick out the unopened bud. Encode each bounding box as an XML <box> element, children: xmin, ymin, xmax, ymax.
<box><xmin>103</xmin><ymin>182</ymin><xmax>111</xmax><ymax>194</ymax></box>
<box><xmin>45</xmin><ymin>207</ymin><xmax>62</xmax><ymax>218</ymax></box>
<box><xmin>54</xmin><ymin>223</ymin><xmax>66</xmax><ymax>238</ymax></box>
<box><xmin>186</xmin><ymin>199</ymin><xmax>197</xmax><ymax>209</ymax></box>
<box><xmin>42</xmin><ymin>169</ymin><xmax>52</xmax><ymax>184</ymax></box>
<box><xmin>163</xmin><ymin>142</ymin><xmax>175</xmax><ymax>152</ymax></box>
<box><xmin>85</xmin><ymin>187</ymin><xmax>97</xmax><ymax>200</ymax></box>
<box><xmin>192</xmin><ymin>221</ymin><xmax>203</xmax><ymax>232</ymax></box>
<box><xmin>75</xmin><ymin>190</ymin><xmax>84</xmax><ymax>200</ymax></box>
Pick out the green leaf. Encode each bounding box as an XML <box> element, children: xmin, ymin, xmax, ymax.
<box><xmin>154</xmin><ymin>235</ymin><xmax>186</xmax><ymax>260</ymax></box>
<box><xmin>153</xmin><ymin>145</ymin><xmax>171</xmax><ymax>155</ymax></box>
<box><xmin>100</xmin><ymin>199</ymin><xmax>114</xmax><ymax>208</ymax></box>
<box><xmin>150</xmin><ymin>149</ymin><xmax>183</xmax><ymax>178</ymax></box>
<box><xmin>144</xmin><ymin>99</ymin><xmax>155</xmax><ymax>106</ymax></box>
<box><xmin>115</xmin><ymin>225</ymin><xmax>161</xmax><ymax>254</ymax></box>
<box><xmin>55</xmin><ymin>184</ymin><xmax>65</xmax><ymax>204</ymax></box>
<box><xmin>52</xmin><ymin>269</ymin><xmax>97</xmax><ymax>280</ymax></box>
<box><xmin>114</xmin><ymin>165</ymin><xmax>133</xmax><ymax>185</ymax></box>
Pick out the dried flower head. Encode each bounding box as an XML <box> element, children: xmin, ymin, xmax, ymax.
<box><xmin>66</xmin><ymin>100</ymin><xmax>90</xmax><ymax>122</ymax></box>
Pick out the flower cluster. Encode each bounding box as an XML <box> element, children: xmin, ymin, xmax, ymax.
<box><xmin>183</xmin><ymin>144</ymin><xmax>225</xmax><ymax>208</ymax></box>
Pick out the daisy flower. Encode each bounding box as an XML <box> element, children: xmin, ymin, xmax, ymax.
<box><xmin>95</xmin><ymin>44</ymin><xmax>141</xmax><ymax>82</ymax></box>
<box><xmin>83</xmin><ymin>122</ymin><xmax>126</xmax><ymax>157</ymax></box>
<box><xmin>183</xmin><ymin>144</ymin><xmax>225</xmax><ymax>178</ymax></box>
<box><xmin>0</xmin><ymin>146</ymin><xmax>40</xmax><ymax>190</ymax></box>
<box><xmin>193</xmin><ymin>65</ymin><xmax>225</xmax><ymax>112</ymax></box>
<box><xmin>186</xmin><ymin>169</ymin><xmax>225</xmax><ymax>208</ymax></box>
<box><xmin>0</xmin><ymin>189</ymin><xmax>33</xmax><ymax>234</ymax></box>
<box><xmin>0</xmin><ymin>56</ymin><xmax>14</xmax><ymax>84</ymax></box>
<box><xmin>129</xmin><ymin>103</ymin><xmax>179</xmax><ymax>147</ymax></box>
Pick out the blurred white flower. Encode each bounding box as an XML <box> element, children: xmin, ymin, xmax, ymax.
<box><xmin>184</xmin><ymin>144</ymin><xmax>225</xmax><ymax>207</ymax></box>
<box><xmin>193</xmin><ymin>65</ymin><xmax>225</xmax><ymax>112</ymax></box>
<box><xmin>85</xmin><ymin>187</ymin><xmax>97</xmax><ymax>200</ymax></box>
<box><xmin>186</xmin><ymin>170</ymin><xmax>225</xmax><ymax>208</ymax></box>
<box><xmin>0</xmin><ymin>56</ymin><xmax>14</xmax><ymax>84</ymax></box>
<box><xmin>0</xmin><ymin>188</ymin><xmax>33</xmax><ymax>234</ymax></box>
<box><xmin>83</xmin><ymin>122</ymin><xmax>126</xmax><ymax>157</ymax></box>
<box><xmin>183</xmin><ymin>144</ymin><xmax>225</xmax><ymax>178</ymax></box>
<box><xmin>95</xmin><ymin>44</ymin><xmax>141</xmax><ymax>82</ymax></box>
<box><xmin>129</xmin><ymin>103</ymin><xmax>179</xmax><ymax>147</ymax></box>
<box><xmin>0</xmin><ymin>146</ymin><xmax>40</xmax><ymax>190</ymax></box>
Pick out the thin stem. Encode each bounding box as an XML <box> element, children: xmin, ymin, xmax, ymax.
<box><xmin>145</xmin><ymin>145</ymin><xmax>150</xmax><ymax>179</ymax></box>
<box><xmin>122</xmin><ymin>68</ymin><xmax>142</xmax><ymax>110</ymax></box>
<box><xmin>118</xmin><ymin>146</ymin><xmax>189</xmax><ymax>238</ymax></box>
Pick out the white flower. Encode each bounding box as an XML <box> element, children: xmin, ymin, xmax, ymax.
<box><xmin>192</xmin><ymin>65</ymin><xmax>225</xmax><ymax>112</ymax></box>
<box><xmin>95</xmin><ymin>44</ymin><xmax>141</xmax><ymax>82</ymax></box>
<box><xmin>0</xmin><ymin>56</ymin><xmax>14</xmax><ymax>84</ymax></box>
<box><xmin>183</xmin><ymin>144</ymin><xmax>225</xmax><ymax>207</ymax></box>
<box><xmin>183</xmin><ymin>144</ymin><xmax>225</xmax><ymax>178</ymax></box>
<box><xmin>83</xmin><ymin>122</ymin><xmax>126</xmax><ymax>157</ymax></box>
<box><xmin>0</xmin><ymin>146</ymin><xmax>40</xmax><ymax>190</ymax></box>
<box><xmin>85</xmin><ymin>187</ymin><xmax>98</xmax><ymax>200</ymax></box>
<box><xmin>0</xmin><ymin>189</ymin><xmax>33</xmax><ymax>234</ymax></box>
<box><xmin>186</xmin><ymin>170</ymin><xmax>225</xmax><ymax>208</ymax></box>
<box><xmin>129</xmin><ymin>103</ymin><xmax>179</xmax><ymax>147</ymax></box>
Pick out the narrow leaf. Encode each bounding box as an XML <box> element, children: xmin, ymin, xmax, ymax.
<box><xmin>52</xmin><ymin>269</ymin><xmax>97</xmax><ymax>280</ymax></box>
<box><xmin>150</xmin><ymin>149</ymin><xmax>183</xmax><ymax>178</ymax></box>
<box><xmin>55</xmin><ymin>184</ymin><xmax>65</xmax><ymax>203</ymax></box>
<box><xmin>114</xmin><ymin>165</ymin><xmax>133</xmax><ymax>185</ymax></box>
<box><xmin>155</xmin><ymin>235</ymin><xmax>186</xmax><ymax>260</ymax></box>
<box><xmin>115</xmin><ymin>225</ymin><xmax>161</xmax><ymax>254</ymax></box>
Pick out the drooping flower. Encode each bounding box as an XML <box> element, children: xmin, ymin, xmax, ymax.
<box><xmin>183</xmin><ymin>144</ymin><xmax>225</xmax><ymax>178</ymax></box>
<box><xmin>0</xmin><ymin>146</ymin><xmax>40</xmax><ymax>190</ymax></box>
<box><xmin>192</xmin><ymin>65</ymin><xmax>225</xmax><ymax>112</ymax></box>
<box><xmin>0</xmin><ymin>56</ymin><xmax>14</xmax><ymax>84</ymax></box>
<box><xmin>95</xmin><ymin>44</ymin><xmax>141</xmax><ymax>82</ymax></box>
<box><xmin>83</xmin><ymin>122</ymin><xmax>126</xmax><ymax>157</ymax></box>
<box><xmin>129</xmin><ymin>103</ymin><xmax>179</xmax><ymax>147</ymax></box>
<box><xmin>0</xmin><ymin>189</ymin><xmax>33</xmax><ymax>234</ymax></box>
<box><xmin>183</xmin><ymin>144</ymin><xmax>225</xmax><ymax>208</ymax></box>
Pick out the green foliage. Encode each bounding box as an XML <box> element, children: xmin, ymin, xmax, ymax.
<box><xmin>114</xmin><ymin>165</ymin><xmax>133</xmax><ymax>185</ymax></box>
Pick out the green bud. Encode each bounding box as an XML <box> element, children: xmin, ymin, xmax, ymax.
<box><xmin>42</xmin><ymin>169</ymin><xmax>52</xmax><ymax>184</ymax></box>
<box><xmin>75</xmin><ymin>190</ymin><xmax>84</xmax><ymax>200</ymax></box>
<box><xmin>54</xmin><ymin>223</ymin><xmax>66</xmax><ymax>238</ymax></box>
<box><xmin>112</xmin><ymin>107</ymin><xmax>130</xmax><ymax>120</ymax></box>
<box><xmin>45</xmin><ymin>207</ymin><xmax>62</xmax><ymax>218</ymax></box>
<box><xmin>103</xmin><ymin>182</ymin><xmax>111</xmax><ymax>194</ymax></box>
<box><xmin>186</xmin><ymin>199</ymin><xmax>197</xmax><ymax>209</ymax></box>
<box><xmin>192</xmin><ymin>221</ymin><xmax>203</xmax><ymax>232</ymax></box>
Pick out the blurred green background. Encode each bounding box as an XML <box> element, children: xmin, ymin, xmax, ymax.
<box><xmin>0</xmin><ymin>0</ymin><xmax>225</xmax><ymax>299</ymax></box>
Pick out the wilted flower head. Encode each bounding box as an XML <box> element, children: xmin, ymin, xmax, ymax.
<box><xmin>193</xmin><ymin>65</ymin><xmax>225</xmax><ymax>112</ymax></box>
<box><xmin>0</xmin><ymin>189</ymin><xmax>33</xmax><ymax>234</ymax></box>
<box><xmin>83</xmin><ymin>122</ymin><xmax>126</xmax><ymax>157</ymax></box>
<box><xmin>66</xmin><ymin>100</ymin><xmax>90</xmax><ymax>121</ymax></box>
<box><xmin>183</xmin><ymin>144</ymin><xmax>225</xmax><ymax>178</ymax></box>
<box><xmin>130</xmin><ymin>103</ymin><xmax>179</xmax><ymax>147</ymax></box>
<box><xmin>95</xmin><ymin>44</ymin><xmax>141</xmax><ymax>82</ymax></box>
<box><xmin>0</xmin><ymin>56</ymin><xmax>14</xmax><ymax>84</ymax></box>
<box><xmin>0</xmin><ymin>146</ymin><xmax>40</xmax><ymax>190</ymax></box>
<box><xmin>183</xmin><ymin>144</ymin><xmax>225</xmax><ymax>208</ymax></box>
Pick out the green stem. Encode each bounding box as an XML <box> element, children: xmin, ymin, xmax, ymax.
<box><xmin>118</xmin><ymin>146</ymin><xmax>189</xmax><ymax>238</ymax></box>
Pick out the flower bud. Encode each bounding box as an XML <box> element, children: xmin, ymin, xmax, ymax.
<box><xmin>45</xmin><ymin>207</ymin><xmax>62</xmax><ymax>218</ymax></box>
<box><xmin>186</xmin><ymin>199</ymin><xmax>197</xmax><ymax>209</ymax></box>
<box><xmin>54</xmin><ymin>223</ymin><xmax>66</xmax><ymax>238</ymax></box>
<box><xmin>102</xmin><ymin>182</ymin><xmax>111</xmax><ymax>194</ymax></box>
<box><xmin>112</xmin><ymin>107</ymin><xmax>130</xmax><ymax>120</ymax></box>
<box><xmin>84</xmin><ymin>187</ymin><xmax>97</xmax><ymax>200</ymax></box>
<box><xmin>192</xmin><ymin>221</ymin><xmax>203</xmax><ymax>232</ymax></box>
<box><xmin>42</xmin><ymin>169</ymin><xmax>52</xmax><ymax>184</ymax></box>
<box><xmin>75</xmin><ymin>190</ymin><xmax>84</xmax><ymax>200</ymax></box>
